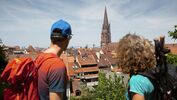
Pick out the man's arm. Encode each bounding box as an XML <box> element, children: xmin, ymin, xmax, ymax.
<box><xmin>50</xmin><ymin>92</ymin><xmax>63</xmax><ymax>100</ymax></box>
<box><xmin>48</xmin><ymin>63</ymin><xmax>67</xmax><ymax>100</ymax></box>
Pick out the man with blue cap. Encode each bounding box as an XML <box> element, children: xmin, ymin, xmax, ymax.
<box><xmin>36</xmin><ymin>19</ymin><xmax>72</xmax><ymax>100</ymax></box>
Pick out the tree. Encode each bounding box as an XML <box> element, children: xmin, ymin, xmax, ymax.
<box><xmin>0</xmin><ymin>38</ymin><xmax>2</xmax><ymax>44</ymax></box>
<box><xmin>0</xmin><ymin>45</ymin><xmax>7</xmax><ymax>72</ymax></box>
<box><xmin>0</xmin><ymin>45</ymin><xmax>8</xmax><ymax>100</ymax></box>
<box><xmin>168</xmin><ymin>25</ymin><xmax>177</xmax><ymax>41</ymax></box>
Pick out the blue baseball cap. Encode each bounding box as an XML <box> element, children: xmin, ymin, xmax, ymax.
<box><xmin>51</xmin><ymin>19</ymin><xmax>72</xmax><ymax>38</ymax></box>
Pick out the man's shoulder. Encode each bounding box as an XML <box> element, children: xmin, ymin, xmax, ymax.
<box><xmin>50</xmin><ymin>58</ymin><xmax>65</xmax><ymax>66</ymax></box>
<box><xmin>37</xmin><ymin>53</ymin><xmax>65</xmax><ymax>67</ymax></box>
<box><xmin>44</xmin><ymin>56</ymin><xmax>65</xmax><ymax>67</ymax></box>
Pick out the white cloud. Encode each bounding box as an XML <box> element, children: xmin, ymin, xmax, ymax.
<box><xmin>0</xmin><ymin>0</ymin><xmax>177</xmax><ymax>48</ymax></box>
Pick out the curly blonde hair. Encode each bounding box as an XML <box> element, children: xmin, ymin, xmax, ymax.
<box><xmin>116</xmin><ymin>34</ymin><xmax>156</xmax><ymax>73</ymax></box>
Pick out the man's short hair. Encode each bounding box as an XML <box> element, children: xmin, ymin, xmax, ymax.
<box><xmin>50</xmin><ymin>28</ymin><xmax>68</xmax><ymax>44</ymax></box>
<box><xmin>116</xmin><ymin>34</ymin><xmax>156</xmax><ymax>73</ymax></box>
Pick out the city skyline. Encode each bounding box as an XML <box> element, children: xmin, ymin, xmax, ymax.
<box><xmin>0</xmin><ymin>0</ymin><xmax>177</xmax><ymax>48</ymax></box>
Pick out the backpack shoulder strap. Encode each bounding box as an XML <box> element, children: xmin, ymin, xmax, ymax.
<box><xmin>34</xmin><ymin>53</ymin><xmax>56</xmax><ymax>70</ymax></box>
<box><xmin>138</xmin><ymin>69</ymin><xmax>159</xmax><ymax>100</ymax></box>
<box><xmin>128</xmin><ymin>85</ymin><xmax>134</xmax><ymax>100</ymax></box>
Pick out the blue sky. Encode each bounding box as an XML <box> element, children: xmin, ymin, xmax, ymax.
<box><xmin>0</xmin><ymin>0</ymin><xmax>177</xmax><ymax>48</ymax></box>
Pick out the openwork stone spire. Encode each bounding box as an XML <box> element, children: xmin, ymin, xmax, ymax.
<box><xmin>101</xmin><ymin>7</ymin><xmax>111</xmax><ymax>48</ymax></box>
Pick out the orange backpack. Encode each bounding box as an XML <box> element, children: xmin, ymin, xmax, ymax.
<box><xmin>1</xmin><ymin>54</ymin><xmax>56</xmax><ymax>100</ymax></box>
<box><xmin>1</xmin><ymin>57</ymin><xmax>40</xmax><ymax>100</ymax></box>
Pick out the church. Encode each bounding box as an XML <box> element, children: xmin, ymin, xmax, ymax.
<box><xmin>100</xmin><ymin>7</ymin><xmax>117</xmax><ymax>51</ymax></box>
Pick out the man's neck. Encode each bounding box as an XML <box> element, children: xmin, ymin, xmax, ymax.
<box><xmin>44</xmin><ymin>44</ymin><xmax>61</xmax><ymax>55</ymax></box>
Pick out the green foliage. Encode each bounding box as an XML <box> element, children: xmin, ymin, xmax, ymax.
<box><xmin>93</xmin><ymin>72</ymin><xmax>126</xmax><ymax>100</ymax></box>
<box><xmin>70</xmin><ymin>86</ymin><xmax>94</xmax><ymax>100</ymax></box>
<box><xmin>70</xmin><ymin>72</ymin><xmax>126</xmax><ymax>100</ymax></box>
<box><xmin>166</xmin><ymin>53</ymin><xmax>177</xmax><ymax>65</ymax></box>
<box><xmin>0</xmin><ymin>45</ymin><xmax>8</xmax><ymax>100</ymax></box>
<box><xmin>168</xmin><ymin>25</ymin><xmax>177</xmax><ymax>41</ymax></box>
<box><xmin>0</xmin><ymin>45</ymin><xmax>7</xmax><ymax>72</ymax></box>
<box><xmin>70</xmin><ymin>95</ymin><xmax>92</xmax><ymax>100</ymax></box>
<box><xmin>93</xmin><ymin>72</ymin><xmax>108</xmax><ymax>99</ymax></box>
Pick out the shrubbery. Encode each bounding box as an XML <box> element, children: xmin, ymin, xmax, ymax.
<box><xmin>71</xmin><ymin>72</ymin><xmax>126</xmax><ymax>100</ymax></box>
<box><xmin>167</xmin><ymin>53</ymin><xmax>177</xmax><ymax>65</ymax></box>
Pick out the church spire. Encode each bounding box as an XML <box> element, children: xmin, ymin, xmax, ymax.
<box><xmin>103</xmin><ymin>6</ymin><xmax>109</xmax><ymax>29</ymax></box>
<box><xmin>101</xmin><ymin>7</ymin><xmax>111</xmax><ymax>48</ymax></box>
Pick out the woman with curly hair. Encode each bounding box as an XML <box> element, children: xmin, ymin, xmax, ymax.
<box><xmin>116</xmin><ymin>34</ymin><xmax>156</xmax><ymax>100</ymax></box>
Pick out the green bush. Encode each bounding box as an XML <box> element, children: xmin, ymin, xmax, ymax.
<box><xmin>71</xmin><ymin>72</ymin><xmax>126</xmax><ymax>100</ymax></box>
<box><xmin>93</xmin><ymin>72</ymin><xmax>126</xmax><ymax>100</ymax></box>
<box><xmin>166</xmin><ymin>53</ymin><xmax>177</xmax><ymax>65</ymax></box>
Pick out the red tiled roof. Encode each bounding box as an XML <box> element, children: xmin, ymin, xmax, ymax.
<box><xmin>27</xmin><ymin>45</ymin><xmax>36</xmax><ymax>52</ymax></box>
<box><xmin>98</xmin><ymin>53</ymin><xmax>113</xmax><ymax>67</ymax></box>
<box><xmin>60</xmin><ymin>54</ymin><xmax>75</xmax><ymax>76</ymax></box>
<box><xmin>67</xmin><ymin>62</ymin><xmax>75</xmax><ymax>76</ymax></box>
<box><xmin>111</xmin><ymin>66</ymin><xmax>122</xmax><ymax>72</ymax></box>
<box><xmin>75</xmin><ymin>66</ymin><xmax>99</xmax><ymax>73</ymax></box>
<box><xmin>60</xmin><ymin>53</ymin><xmax>67</xmax><ymax>63</ymax></box>
<box><xmin>77</xmin><ymin>55</ymin><xmax>97</xmax><ymax>66</ymax></box>
<box><xmin>77</xmin><ymin>48</ymin><xmax>92</xmax><ymax>55</ymax></box>
<box><xmin>107</xmin><ymin>42</ymin><xmax>117</xmax><ymax>51</ymax></box>
<box><xmin>165</xmin><ymin>44</ymin><xmax>177</xmax><ymax>55</ymax></box>
<box><xmin>83</xmin><ymin>74</ymin><xmax>98</xmax><ymax>79</ymax></box>
<box><xmin>8</xmin><ymin>54</ymin><xmax>37</xmax><ymax>62</ymax></box>
<box><xmin>67</xmin><ymin>56</ymin><xmax>74</xmax><ymax>62</ymax></box>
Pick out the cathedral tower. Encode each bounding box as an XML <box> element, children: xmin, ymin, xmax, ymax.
<box><xmin>100</xmin><ymin>7</ymin><xmax>111</xmax><ymax>48</ymax></box>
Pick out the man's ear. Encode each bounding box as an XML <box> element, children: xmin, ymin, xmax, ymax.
<box><xmin>57</xmin><ymin>38</ymin><xmax>70</xmax><ymax>56</ymax></box>
<box><xmin>62</xmin><ymin>38</ymin><xmax>70</xmax><ymax>51</ymax></box>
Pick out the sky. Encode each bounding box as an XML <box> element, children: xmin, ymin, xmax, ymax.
<box><xmin>0</xmin><ymin>0</ymin><xmax>177</xmax><ymax>48</ymax></box>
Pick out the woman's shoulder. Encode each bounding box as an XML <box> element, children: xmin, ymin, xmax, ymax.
<box><xmin>131</xmin><ymin>74</ymin><xmax>148</xmax><ymax>80</ymax></box>
<box><xmin>129</xmin><ymin>74</ymin><xmax>154</xmax><ymax>93</ymax></box>
<box><xmin>130</xmin><ymin>74</ymin><xmax>151</xmax><ymax>84</ymax></box>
